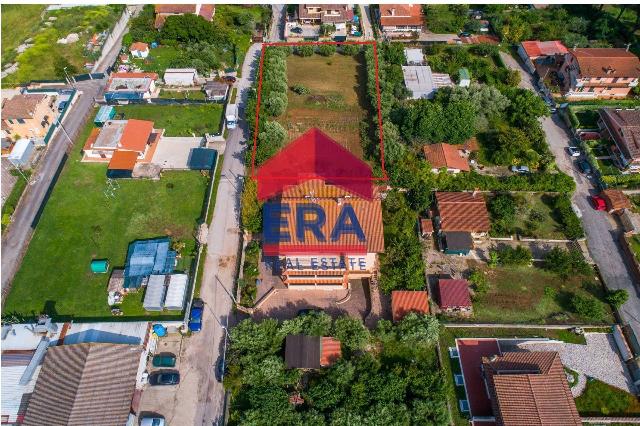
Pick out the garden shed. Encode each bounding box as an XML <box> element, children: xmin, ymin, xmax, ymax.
<box><xmin>8</xmin><ymin>139</ymin><xmax>34</xmax><ymax>168</ymax></box>
<box><xmin>124</xmin><ymin>238</ymin><xmax>176</xmax><ymax>289</ymax></box>
<box><xmin>94</xmin><ymin>106</ymin><xmax>115</xmax><ymax>126</ymax></box>
<box><xmin>187</xmin><ymin>148</ymin><xmax>217</xmax><ymax>170</ymax></box>
<box><xmin>143</xmin><ymin>275</ymin><xmax>167</xmax><ymax>311</ymax></box>
<box><xmin>164</xmin><ymin>274</ymin><xmax>188</xmax><ymax>310</ymax></box>
<box><xmin>90</xmin><ymin>259</ymin><xmax>109</xmax><ymax>274</ymax></box>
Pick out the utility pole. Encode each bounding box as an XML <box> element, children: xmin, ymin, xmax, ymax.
<box><xmin>215</xmin><ymin>274</ymin><xmax>238</xmax><ymax>304</ymax></box>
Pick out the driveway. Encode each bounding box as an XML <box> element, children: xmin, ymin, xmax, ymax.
<box><xmin>502</xmin><ymin>52</ymin><xmax>640</xmax><ymax>343</ymax></box>
<box><xmin>516</xmin><ymin>333</ymin><xmax>636</xmax><ymax>395</ymax></box>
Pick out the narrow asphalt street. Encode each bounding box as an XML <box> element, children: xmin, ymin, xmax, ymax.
<box><xmin>360</xmin><ymin>5</ymin><xmax>375</xmax><ymax>40</ymax></box>
<box><xmin>502</xmin><ymin>52</ymin><xmax>640</xmax><ymax>341</ymax></box>
<box><xmin>269</xmin><ymin>4</ymin><xmax>285</xmax><ymax>41</ymax></box>
<box><xmin>162</xmin><ymin>43</ymin><xmax>261</xmax><ymax>426</ymax></box>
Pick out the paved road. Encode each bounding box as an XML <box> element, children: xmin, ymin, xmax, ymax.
<box><xmin>269</xmin><ymin>4</ymin><xmax>285</xmax><ymax>41</ymax></box>
<box><xmin>165</xmin><ymin>43</ymin><xmax>261</xmax><ymax>426</ymax></box>
<box><xmin>0</xmin><ymin>79</ymin><xmax>105</xmax><ymax>299</ymax></box>
<box><xmin>502</xmin><ymin>52</ymin><xmax>640</xmax><ymax>341</ymax></box>
<box><xmin>360</xmin><ymin>5</ymin><xmax>375</xmax><ymax>40</ymax></box>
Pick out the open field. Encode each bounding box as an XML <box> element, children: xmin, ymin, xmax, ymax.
<box><xmin>158</xmin><ymin>89</ymin><xmax>206</xmax><ymax>100</ymax></box>
<box><xmin>2</xmin><ymin>5</ymin><xmax>124</xmax><ymax>85</ymax></box>
<box><xmin>131</xmin><ymin>45</ymin><xmax>181</xmax><ymax>74</ymax></box>
<box><xmin>3</xmin><ymin>115</ymin><xmax>208</xmax><ymax>320</ymax></box>
<box><xmin>466</xmin><ymin>266</ymin><xmax>614</xmax><ymax>324</ymax></box>
<box><xmin>279</xmin><ymin>53</ymin><xmax>368</xmax><ymax>158</ymax></box>
<box><xmin>575</xmin><ymin>378</ymin><xmax>640</xmax><ymax>417</ymax></box>
<box><xmin>487</xmin><ymin>193</ymin><xmax>569</xmax><ymax>239</ymax></box>
<box><xmin>114</xmin><ymin>104</ymin><xmax>223</xmax><ymax>136</ymax></box>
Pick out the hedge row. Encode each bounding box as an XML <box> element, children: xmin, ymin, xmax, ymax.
<box><xmin>603</xmin><ymin>174</ymin><xmax>640</xmax><ymax>189</ymax></box>
<box><xmin>429</xmin><ymin>170</ymin><xmax>577</xmax><ymax>193</ymax></box>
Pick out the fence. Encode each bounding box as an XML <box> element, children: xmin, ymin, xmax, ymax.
<box><xmin>91</xmin><ymin>7</ymin><xmax>133</xmax><ymax>73</ymax></box>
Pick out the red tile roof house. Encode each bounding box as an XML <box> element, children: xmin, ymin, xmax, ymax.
<box><xmin>129</xmin><ymin>42</ymin><xmax>149</xmax><ymax>59</ymax></box>
<box><xmin>285</xmin><ymin>335</ymin><xmax>342</xmax><ymax>369</ymax></box>
<box><xmin>517</xmin><ymin>40</ymin><xmax>568</xmax><ymax>74</ymax></box>
<box><xmin>82</xmin><ymin>119</ymin><xmax>163</xmax><ymax>172</ymax></box>
<box><xmin>298</xmin><ymin>4</ymin><xmax>354</xmax><ymax>25</ymax></box>
<box><xmin>154</xmin><ymin>4</ymin><xmax>215</xmax><ymax>29</ymax></box>
<box><xmin>598</xmin><ymin>108</ymin><xmax>640</xmax><ymax>172</ymax></box>
<box><xmin>378</xmin><ymin>4</ymin><xmax>424</xmax><ymax>36</ymax></box>
<box><xmin>436</xmin><ymin>278</ymin><xmax>472</xmax><ymax>315</ymax></box>
<box><xmin>434</xmin><ymin>192</ymin><xmax>491</xmax><ymax>255</ymax></box>
<box><xmin>423</xmin><ymin>143</ymin><xmax>470</xmax><ymax>173</ymax></box>
<box><xmin>391</xmin><ymin>290</ymin><xmax>429</xmax><ymax>322</ymax></box>
<box><xmin>558</xmin><ymin>48</ymin><xmax>640</xmax><ymax>100</ymax></box>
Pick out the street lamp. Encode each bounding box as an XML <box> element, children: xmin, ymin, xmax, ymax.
<box><xmin>215</xmin><ymin>274</ymin><xmax>238</xmax><ymax>305</ymax></box>
<box><xmin>62</xmin><ymin>67</ymin><xmax>75</xmax><ymax>89</ymax></box>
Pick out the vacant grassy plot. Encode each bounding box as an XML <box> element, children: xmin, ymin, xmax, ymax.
<box><xmin>131</xmin><ymin>45</ymin><xmax>181</xmax><ymax>74</ymax></box>
<box><xmin>575</xmin><ymin>378</ymin><xmax>640</xmax><ymax>417</ymax></box>
<box><xmin>114</xmin><ymin>104</ymin><xmax>223</xmax><ymax>136</ymax></box>
<box><xmin>4</xmin><ymin>117</ymin><xmax>208</xmax><ymax>320</ymax></box>
<box><xmin>488</xmin><ymin>193</ymin><xmax>568</xmax><ymax>239</ymax></box>
<box><xmin>1</xmin><ymin>5</ymin><xmax>46</xmax><ymax>62</ymax></box>
<box><xmin>3</xmin><ymin>5</ymin><xmax>124</xmax><ymax>85</ymax></box>
<box><xmin>468</xmin><ymin>266</ymin><xmax>614</xmax><ymax>324</ymax></box>
<box><xmin>279</xmin><ymin>53</ymin><xmax>367</xmax><ymax>158</ymax></box>
<box><xmin>158</xmin><ymin>89</ymin><xmax>206</xmax><ymax>100</ymax></box>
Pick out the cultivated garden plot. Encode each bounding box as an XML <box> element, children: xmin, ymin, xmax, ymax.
<box><xmin>3</xmin><ymin>110</ymin><xmax>209</xmax><ymax>320</ymax></box>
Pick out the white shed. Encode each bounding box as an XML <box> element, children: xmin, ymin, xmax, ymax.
<box><xmin>164</xmin><ymin>274</ymin><xmax>188</xmax><ymax>310</ymax></box>
<box><xmin>8</xmin><ymin>139</ymin><xmax>34</xmax><ymax>168</ymax></box>
<box><xmin>404</xmin><ymin>48</ymin><xmax>425</xmax><ymax>65</ymax></box>
<box><xmin>163</xmin><ymin>68</ymin><xmax>198</xmax><ymax>86</ymax></box>
<box><xmin>143</xmin><ymin>275</ymin><xmax>166</xmax><ymax>311</ymax></box>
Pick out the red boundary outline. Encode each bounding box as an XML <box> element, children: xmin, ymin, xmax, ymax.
<box><xmin>251</xmin><ymin>40</ymin><xmax>387</xmax><ymax>182</ymax></box>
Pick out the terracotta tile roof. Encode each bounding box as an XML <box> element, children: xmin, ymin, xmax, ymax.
<box><xmin>601</xmin><ymin>189</ymin><xmax>631</xmax><ymax>211</ymax></box>
<box><xmin>155</xmin><ymin>4</ymin><xmax>197</xmax><ymax>14</ymax></box>
<box><xmin>482</xmin><ymin>351</ymin><xmax>581</xmax><ymax>426</ymax></box>
<box><xmin>435</xmin><ymin>192</ymin><xmax>490</xmax><ymax>233</ymax></box>
<box><xmin>298</xmin><ymin>4</ymin><xmax>354</xmax><ymax>24</ymax></box>
<box><xmin>461</xmin><ymin>137</ymin><xmax>479</xmax><ymax>152</ymax></box>
<box><xmin>108</xmin><ymin>71</ymin><xmax>158</xmax><ymax>81</ymax></box>
<box><xmin>285</xmin><ymin>335</ymin><xmax>321</xmax><ymax>369</ymax></box>
<box><xmin>571</xmin><ymin>48</ymin><xmax>640</xmax><ymax>79</ymax></box>
<box><xmin>108</xmin><ymin>150</ymin><xmax>139</xmax><ymax>170</ymax></box>
<box><xmin>520</xmin><ymin>40</ymin><xmax>568</xmax><ymax>58</ymax></box>
<box><xmin>83</xmin><ymin>127</ymin><xmax>101</xmax><ymax>152</ymax></box>
<box><xmin>380</xmin><ymin>4</ymin><xmax>423</xmax><ymax>26</ymax></box>
<box><xmin>2</xmin><ymin>94</ymin><xmax>46</xmax><ymax>120</ymax></box>
<box><xmin>320</xmin><ymin>337</ymin><xmax>342</xmax><ymax>366</ymax></box>
<box><xmin>198</xmin><ymin>4</ymin><xmax>215</xmax><ymax>21</ymax></box>
<box><xmin>391</xmin><ymin>290</ymin><xmax>429</xmax><ymax>322</ymax></box>
<box><xmin>420</xmin><ymin>218</ymin><xmax>433</xmax><ymax>234</ymax></box>
<box><xmin>437</xmin><ymin>278</ymin><xmax>471</xmax><ymax>309</ymax></box>
<box><xmin>129</xmin><ymin>42</ymin><xmax>148</xmax><ymax>52</ymax></box>
<box><xmin>423</xmin><ymin>143</ymin><xmax>469</xmax><ymax>171</ymax></box>
<box><xmin>22</xmin><ymin>343</ymin><xmax>142</xmax><ymax>426</ymax></box>
<box><xmin>599</xmin><ymin>108</ymin><xmax>640</xmax><ymax>161</ymax></box>
<box><xmin>119</xmin><ymin>119</ymin><xmax>154</xmax><ymax>152</ymax></box>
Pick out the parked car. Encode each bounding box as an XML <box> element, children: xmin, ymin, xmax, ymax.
<box><xmin>590</xmin><ymin>195</ymin><xmax>607</xmax><ymax>211</ymax></box>
<box><xmin>577</xmin><ymin>160</ymin><xmax>592</xmax><ymax>176</ymax></box>
<box><xmin>510</xmin><ymin>165</ymin><xmax>530</xmax><ymax>174</ymax></box>
<box><xmin>459</xmin><ymin>32</ymin><xmax>471</xmax><ymax>37</ymax></box>
<box><xmin>140</xmin><ymin>417</ymin><xmax>165</xmax><ymax>426</ymax></box>
<box><xmin>152</xmin><ymin>353</ymin><xmax>176</xmax><ymax>368</ymax></box>
<box><xmin>566</xmin><ymin>146</ymin><xmax>581</xmax><ymax>157</ymax></box>
<box><xmin>188</xmin><ymin>298</ymin><xmax>204</xmax><ymax>332</ymax></box>
<box><xmin>150</xmin><ymin>371</ymin><xmax>180</xmax><ymax>386</ymax></box>
<box><xmin>57</xmin><ymin>101</ymin><xmax>68</xmax><ymax>112</ymax></box>
<box><xmin>290</xmin><ymin>26</ymin><xmax>303</xmax><ymax>34</ymax></box>
<box><xmin>214</xmin><ymin>355</ymin><xmax>227</xmax><ymax>383</ymax></box>
<box><xmin>223</xmin><ymin>76</ymin><xmax>236</xmax><ymax>84</ymax></box>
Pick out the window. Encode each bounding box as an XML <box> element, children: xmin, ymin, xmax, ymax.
<box><xmin>7</xmin><ymin>119</ymin><xmax>13</xmax><ymax>124</ymax></box>
<box><xmin>448</xmin><ymin>347</ymin><xmax>459</xmax><ymax>358</ymax></box>
<box><xmin>17</xmin><ymin>118</ymin><xmax>25</xmax><ymax>124</ymax></box>
<box><xmin>459</xmin><ymin>400</ymin><xmax>470</xmax><ymax>412</ymax></box>
<box><xmin>454</xmin><ymin>374</ymin><xmax>465</xmax><ymax>386</ymax></box>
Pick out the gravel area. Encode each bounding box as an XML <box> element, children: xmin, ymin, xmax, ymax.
<box><xmin>517</xmin><ymin>333</ymin><xmax>636</xmax><ymax>395</ymax></box>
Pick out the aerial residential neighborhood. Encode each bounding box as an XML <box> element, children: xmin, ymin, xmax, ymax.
<box><xmin>2</xmin><ymin>2</ymin><xmax>640</xmax><ymax>426</ymax></box>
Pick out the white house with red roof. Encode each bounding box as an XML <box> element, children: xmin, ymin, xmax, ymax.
<box><xmin>517</xmin><ymin>40</ymin><xmax>568</xmax><ymax>74</ymax></box>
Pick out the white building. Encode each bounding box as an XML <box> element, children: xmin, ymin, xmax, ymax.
<box><xmin>129</xmin><ymin>42</ymin><xmax>149</xmax><ymax>59</ymax></box>
<box><xmin>8</xmin><ymin>138</ymin><xmax>35</xmax><ymax>168</ymax></box>
<box><xmin>164</xmin><ymin>68</ymin><xmax>198</xmax><ymax>86</ymax></box>
<box><xmin>404</xmin><ymin>48</ymin><xmax>425</xmax><ymax>65</ymax></box>
<box><xmin>402</xmin><ymin>65</ymin><xmax>453</xmax><ymax>99</ymax></box>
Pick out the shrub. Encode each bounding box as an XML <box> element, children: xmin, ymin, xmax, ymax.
<box><xmin>297</xmin><ymin>45</ymin><xmax>315</xmax><ymax>57</ymax></box>
<box><xmin>318</xmin><ymin>44</ymin><xmax>337</xmax><ymax>57</ymax></box>
<box><xmin>493</xmin><ymin>246</ymin><xmax>532</xmax><ymax>266</ymax></box>
<box><xmin>571</xmin><ymin>293</ymin><xmax>605</xmax><ymax>321</ymax></box>
<box><xmin>469</xmin><ymin>270</ymin><xmax>489</xmax><ymax>298</ymax></box>
<box><xmin>341</xmin><ymin>44</ymin><xmax>360</xmax><ymax>56</ymax></box>
<box><xmin>544</xmin><ymin>247</ymin><xmax>591</xmax><ymax>278</ymax></box>
<box><xmin>553</xmin><ymin>195</ymin><xmax>584</xmax><ymax>240</ymax></box>
<box><xmin>606</xmin><ymin>289</ymin><xmax>629</xmax><ymax>309</ymax></box>
<box><xmin>264</xmin><ymin>91</ymin><xmax>288</xmax><ymax>117</ymax></box>
<box><xmin>488</xmin><ymin>194</ymin><xmax>519</xmax><ymax>236</ymax></box>
<box><xmin>291</xmin><ymin>84</ymin><xmax>310</xmax><ymax>95</ymax></box>
<box><xmin>543</xmin><ymin>286</ymin><xmax>557</xmax><ymax>298</ymax></box>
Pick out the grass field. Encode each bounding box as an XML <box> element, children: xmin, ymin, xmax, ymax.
<box><xmin>2</xmin><ymin>5</ymin><xmax>124</xmax><ymax>85</ymax></box>
<box><xmin>158</xmin><ymin>89</ymin><xmax>206</xmax><ymax>100</ymax></box>
<box><xmin>575</xmin><ymin>378</ymin><xmax>640</xmax><ymax>416</ymax></box>
<box><xmin>279</xmin><ymin>53</ymin><xmax>368</xmax><ymax>158</ymax></box>
<box><xmin>488</xmin><ymin>193</ymin><xmax>569</xmax><ymax>239</ymax></box>
<box><xmin>114</xmin><ymin>104</ymin><xmax>223</xmax><ymax>136</ymax></box>
<box><xmin>131</xmin><ymin>45</ymin><xmax>181</xmax><ymax>74</ymax></box>
<box><xmin>467</xmin><ymin>266</ymin><xmax>614</xmax><ymax>324</ymax></box>
<box><xmin>3</xmin><ymin>115</ymin><xmax>208</xmax><ymax>320</ymax></box>
<box><xmin>1</xmin><ymin>170</ymin><xmax>32</xmax><ymax>233</ymax></box>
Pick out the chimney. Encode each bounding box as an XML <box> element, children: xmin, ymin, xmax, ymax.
<box><xmin>626</xmin><ymin>43</ymin><xmax>631</xmax><ymax>52</ymax></box>
<box><xmin>390</xmin><ymin>8</ymin><xmax>395</xmax><ymax>16</ymax></box>
<box><xmin>573</xmin><ymin>44</ymin><xmax>577</xmax><ymax>51</ymax></box>
<box><xmin>490</xmin><ymin>355</ymin><xmax>498</xmax><ymax>362</ymax></box>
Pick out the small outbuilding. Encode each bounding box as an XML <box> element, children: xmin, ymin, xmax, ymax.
<box><xmin>404</xmin><ymin>48</ymin><xmax>425</xmax><ymax>65</ymax></box>
<box><xmin>601</xmin><ymin>189</ymin><xmax>632</xmax><ymax>214</ymax></box>
<box><xmin>420</xmin><ymin>218</ymin><xmax>433</xmax><ymax>237</ymax></box>
<box><xmin>94</xmin><ymin>105</ymin><xmax>116</xmax><ymax>127</ymax></box>
<box><xmin>8</xmin><ymin>138</ymin><xmax>35</xmax><ymax>168</ymax></box>
<box><xmin>204</xmin><ymin>81</ymin><xmax>229</xmax><ymax>101</ymax></box>
<box><xmin>285</xmin><ymin>335</ymin><xmax>342</xmax><ymax>369</ymax></box>
<box><xmin>143</xmin><ymin>274</ymin><xmax>167</xmax><ymax>311</ymax></box>
<box><xmin>163</xmin><ymin>68</ymin><xmax>198</xmax><ymax>86</ymax></box>
<box><xmin>129</xmin><ymin>42</ymin><xmax>149</xmax><ymax>59</ymax></box>
<box><xmin>441</xmin><ymin>231</ymin><xmax>473</xmax><ymax>255</ymax></box>
<box><xmin>391</xmin><ymin>290</ymin><xmax>429</xmax><ymax>322</ymax></box>
<box><xmin>436</xmin><ymin>278</ymin><xmax>472</xmax><ymax>314</ymax></box>
<box><xmin>458</xmin><ymin>68</ymin><xmax>471</xmax><ymax>87</ymax></box>
<box><xmin>164</xmin><ymin>274</ymin><xmax>188</xmax><ymax>310</ymax></box>
<box><xmin>91</xmin><ymin>259</ymin><xmax>109</xmax><ymax>274</ymax></box>
<box><xmin>187</xmin><ymin>147</ymin><xmax>217</xmax><ymax>170</ymax></box>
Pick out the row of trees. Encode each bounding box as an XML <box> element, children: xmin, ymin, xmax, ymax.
<box><xmin>295</xmin><ymin>44</ymin><xmax>361</xmax><ymax>58</ymax></box>
<box><xmin>226</xmin><ymin>312</ymin><xmax>449</xmax><ymax>425</ymax></box>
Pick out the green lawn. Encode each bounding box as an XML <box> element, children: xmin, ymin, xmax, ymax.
<box><xmin>3</xmin><ymin>5</ymin><xmax>124</xmax><ymax>85</ymax></box>
<box><xmin>488</xmin><ymin>193</ymin><xmax>569</xmax><ymax>239</ymax></box>
<box><xmin>158</xmin><ymin>89</ymin><xmax>206</xmax><ymax>100</ymax></box>
<box><xmin>466</xmin><ymin>266</ymin><xmax>614</xmax><ymax>325</ymax></box>
<box><xmin>114</xmin><ymin>104</ymin><xmax>223</xmax><ymax>136</ymax></box>
<box><xmin>131</xmin><ymin>45</ymin><xmax>181</xmax><ymax>74</ymax></box>
<box><xmin>4</xmin><ymin>114</ymin><xmax>208</xmax><ymax>320</ymax></box>
<box><xmin>575</xmin><ymin>378</ymin><xmax>640</xmax><ymax>417</ymax></box>
<box><xmin>574</xmin><ymin>109</ymin><xmax>600</xmax><ymax>129</ymax></box>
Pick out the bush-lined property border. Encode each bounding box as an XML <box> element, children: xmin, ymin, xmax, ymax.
<box><xmin>250</xmin><ymin>40</ymin><xmax>388</xmax><ymax>182</ymax></box>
